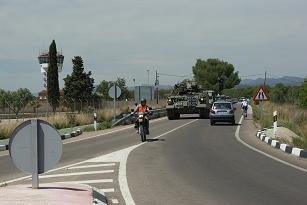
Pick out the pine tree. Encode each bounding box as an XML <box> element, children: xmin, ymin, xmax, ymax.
<box><xmin>47</xmin><ymin>40</ymin><xmax>60</xmax><ymax>112</ymax></box>
<box><xmin>63</xmin><ymin>56</ymin><xmax>95</xmax><ymax>111</ymax></box>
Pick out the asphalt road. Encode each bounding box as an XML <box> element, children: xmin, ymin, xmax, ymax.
<box><xmin>127</xmin><ymin>113</ymin><xmax>307</xmax><ymax>205</ymax></box>
<box><xmin>0</xmin><ymin>117</ymin><xmax>191</xmax><ymax>183</ymax></box>
<box><xmin>1</xmin><ymin>109</ymin><xmax>307</xmax><ymax>205</ymax></box>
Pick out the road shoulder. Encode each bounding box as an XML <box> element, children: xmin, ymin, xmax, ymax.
<box><xmin>239</xmin><ymin>113</ymin><xmax>307</xmax><ymax>171</ymax></box>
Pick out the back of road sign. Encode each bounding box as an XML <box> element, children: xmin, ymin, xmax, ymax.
<box><xmin>253</xmin><ymin>86</ymin><xmax>269</xmax><ymax>101</ymax></box>
<box><xmin>9</xmin><ymin>120</ymin><xmax>62</xmax><ymax>174</ymax></box>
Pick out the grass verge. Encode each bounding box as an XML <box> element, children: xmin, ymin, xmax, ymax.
<box><xmin>252</xmin><ymin>102</ymin><xmax>307</xmax><ymax>149</ymax></box>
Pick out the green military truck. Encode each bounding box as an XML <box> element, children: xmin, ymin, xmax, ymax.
<box><xmin>166</xmin><ymin>82</ymin><xmax>215</xmax><ymax>120</ymax></box>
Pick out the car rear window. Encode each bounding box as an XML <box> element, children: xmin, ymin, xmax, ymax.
<box><xmin>213</xmin><ymin>103</ymin><xmax>232</xmax><ymax>109</ymax></box>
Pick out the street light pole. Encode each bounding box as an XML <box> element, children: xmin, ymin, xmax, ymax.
<box><xmin>146</xmin><ymin>69</ymin><xmax>150</xmax><ymax>85</ymax></box>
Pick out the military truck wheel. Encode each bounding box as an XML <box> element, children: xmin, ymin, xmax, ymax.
<box><xmin>167</xmin><ymin>110</ymin><xmax>175</xmax><ymax>120</ymax></box>
<box><xmin>199</xmin><ymin>110</ymin><xmax>207</xmax><ymax>119</ymax></box>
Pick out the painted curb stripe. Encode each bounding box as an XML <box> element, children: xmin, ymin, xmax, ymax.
<box><xmin>256</xmin><ymin>131</ymin><xmax>306</xmax><ymax>158</ymax></box>
<box><xmin>292</xmin><ymin>148</ymin><xmax>303</xmax><ymax>157</ymax></box>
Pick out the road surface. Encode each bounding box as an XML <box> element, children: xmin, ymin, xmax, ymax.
<box><xmin>1</xmin><ymin>110</ymin><xmax>307</xmax><ymax>205</ymax></box>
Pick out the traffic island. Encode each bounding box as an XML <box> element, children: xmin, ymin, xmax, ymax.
<box><xmin>0</xmin><ymin>183</ymin><xmax>94</xmax><ymax>205</ymax></box>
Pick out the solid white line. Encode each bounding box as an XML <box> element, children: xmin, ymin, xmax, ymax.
<box><xmin>101</xmin><ymin>188</ymin><xmax>115</xmax><ymax>193</ymax></box>
<box><xmin>57</xmin><ymin>179</ymin><xmax>113</xmax><ymax>184</ymax></box>
<box><xmin>68</xmin><ymin>163</ymin><xmax>116</xmax><ymax>170</ymax></box>
<box><xmin>118</xmin><ymin>119</ymin><xmax>199</xmax><ymax>205</ymax></box>
<box><xmin>235</xmin><ymin>116</ymin><xmax>307</xmax><ymax>174</ymax></box>
<box><xmin>39</xmin><ymin>170</ymin><xmax>114</xmax><ymax>179</ymax></box>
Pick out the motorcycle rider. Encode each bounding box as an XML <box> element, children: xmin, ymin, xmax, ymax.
<box><xmin>132</xmin><ymin>98</ymin><xmax>150</xmax><ymax>134</ymax></box>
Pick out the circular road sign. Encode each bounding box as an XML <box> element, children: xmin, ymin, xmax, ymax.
<box><xmin>9</xmin><ymin>120</ymin><xmax>62</xmax><ymax>174</ymax></box>
<box><xmin>108</xmin><ymin>85</ymin><xmax>121</xmax><ymax>99</ymax></box>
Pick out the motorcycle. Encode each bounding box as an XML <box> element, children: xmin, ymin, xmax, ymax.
<box><xmin>131</xmin><ymin>110</ymin><xmax>152</xmax><ymax>142</ymax></box>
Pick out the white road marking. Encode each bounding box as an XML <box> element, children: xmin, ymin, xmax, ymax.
<box><xmin>87</xmin><ymin>119</ymin><xmax>199</xmax><ymax>205</ymax></box>
<box><xmin>38</xmin><ymin>170</ymin><xmax>114</xmax><ymax>179</ymax></box>
<box><xmin>235</xmin><ymin>115</ymin><xmax>307</xmax><ymax>174</ymax></box>
<box><xmin>68</xmin><ymin>163</ymin><xmax>116</xmax><ymax>170</ymax></box>
<box><xmin>1</xmin><ymin>118</ymin><xmax>198</xmax><ymax>205</ymax></box>
<box><xmin>1</xmin><ymin>118</ymin><xmax>169</xmax><ymax>185</ymax></box>
<box><xmin>57</xmin><ymin>179</ymin><xmax>113</xmax><ymax>184</ymax></box>
<box><xmin>101</xmin><ymin>188</ymin><xmax>115</xmax><ymax>193</ymax></box>
<box><xmin>112</xmin><ymin>199</ymin><xmax>119</xmax><ymax>204</ymax></box>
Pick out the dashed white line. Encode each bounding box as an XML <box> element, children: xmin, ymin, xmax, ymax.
<box><xmin>38</xmin><ymin>170</ymin><xmax>114</xmax><ymax>179</ymax></box>
<box><xmin>68</xmin><ymin>163</ymin><xmax>116</xmax><ymax>170</ymax></box>
<box><xmin>112</xmin><ymin>199</ymin><xmax>119</xmax><ymax>204</ymax></box>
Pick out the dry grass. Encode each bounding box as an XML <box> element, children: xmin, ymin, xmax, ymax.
<box><xmin>253</xmin><ymin>102</ymin><xmax>307</xmax><ymax>149</ymax></box>
<box><xmin>0</xmin><ymin>102</ymin><xmax>166</xmax><ymax>139</ymax></box>
<box><xmin>0</xmin><ymin>122</ymin><xmax>20</xmax><ymax>140</ymax></box>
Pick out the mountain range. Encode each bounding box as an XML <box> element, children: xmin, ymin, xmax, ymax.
<box><xmin>238</xmin><ymin>76</ymin><xmax>305</xmax><ymax>87</ymax></box>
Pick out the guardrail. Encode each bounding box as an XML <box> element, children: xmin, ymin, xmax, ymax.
<box><xmin>112</xmin><ymin>108</ymin><xmax>167</xmax><ymax>127</ymax></box>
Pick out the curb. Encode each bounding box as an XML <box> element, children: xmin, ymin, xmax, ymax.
<box><xmin>0</xmin><ymin>129</ymin><xmax>83</xmax><ymax>152</ymax></box>
<box><xmin>256</xmin><ymin>130</ymin><xmax>307</xmax><ymax>158</ymax></box>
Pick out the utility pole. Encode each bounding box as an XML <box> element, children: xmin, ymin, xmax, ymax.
<box><xmin>146</xmin><ymin>70</ymin><xmax>150</xmax><ymax>85</ymax></box>
<box><xmin>264</xmin><ymin>71</ymin><xmax>267</xmax><ymax>87</ymax></box>
<box><xmin>155</xmin><ymin>70</ymin><xmax>159</xmax><ymax>104</ymax></box>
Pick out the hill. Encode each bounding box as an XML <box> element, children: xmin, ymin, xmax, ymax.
<box><xmin>239</xmin><ymin>76</ymin><xmax>304</xmax><ymax>87</ymax></box>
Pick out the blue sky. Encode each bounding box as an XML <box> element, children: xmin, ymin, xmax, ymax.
<box><xmin>0</xmin><ymin>0</ymin><xmax>306</xmax><ymax>92</ymax></box>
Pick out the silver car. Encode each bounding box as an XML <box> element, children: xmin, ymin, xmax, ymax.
<box><xmin>209</xmin><ymin>101</ymin><xmax>235</xmax><ymax>125</ymax></box>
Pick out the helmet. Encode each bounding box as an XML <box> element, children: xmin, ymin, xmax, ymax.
<box><xmin>140</xmin><ymin>98</ymin><xmax>146</xmax><ymax>103</ymax></box>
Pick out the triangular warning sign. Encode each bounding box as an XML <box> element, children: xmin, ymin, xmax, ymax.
<box><xmin>253</xmin><ymin>86</ymin><xmax>269</xmax><ymax>101</ymax></box>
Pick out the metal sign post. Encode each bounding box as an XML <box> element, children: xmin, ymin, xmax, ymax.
<box><xmin>31</xmin><ymin>119</ymin><xmax>39</xmax><ymax>189</ymax></box>
<box><xmin>253</xmin><ymin>85</ymin><xmax>270</xmax><ymax>128</ymax></box>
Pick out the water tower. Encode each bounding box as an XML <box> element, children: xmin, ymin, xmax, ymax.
<box><xmin>38</xmin><ymin>51</ymin><xmax>64</xmax><ymax>88</ymax></box>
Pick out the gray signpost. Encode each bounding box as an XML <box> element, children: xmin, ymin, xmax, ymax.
<box><xmin>108</xmin><ymin>85</ymin><xmax>121</xmax><ymax>121</ymax></box>
<box><xmin>9</xmin><ymin>119</ymin><xmax>62</xmax><ymax>189</ymax></box>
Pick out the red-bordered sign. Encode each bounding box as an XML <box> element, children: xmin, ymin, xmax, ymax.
<box><xmin>253</xmin><ymin>85</ymin><xmax>269</xmax><ymax>101</ymax></box>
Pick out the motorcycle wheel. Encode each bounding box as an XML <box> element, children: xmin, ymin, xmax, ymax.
<box><xmin>140</xmin><ymin>126</ymin><xmax>146</xmax><ymax>142</ymax></box>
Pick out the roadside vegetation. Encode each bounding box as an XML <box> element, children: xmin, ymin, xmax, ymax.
<box><xmin>0</xmin><ymin>107</ymin><xmax>129</xmax><ymax>140</ymax></box>
<box><xmin>225</xmin><ymin>77</ymin><xmax>307</xmax><ymax>149</ymax></box>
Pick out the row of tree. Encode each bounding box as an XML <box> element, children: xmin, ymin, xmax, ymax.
<box><xmin>0</xmin><ymin>88</ymin><xmax>40</xmax><ymax>116</ymax></box>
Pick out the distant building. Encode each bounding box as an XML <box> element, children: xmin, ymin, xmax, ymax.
<box><xmin>38</xmin><ymin>51</ymin><xmax>64</xmax><ymax>89</ymax></box>
<box><xmin>134</xmin><ymin>86</ymin><xmax>154</xmax><ymax>102</ymax></box>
